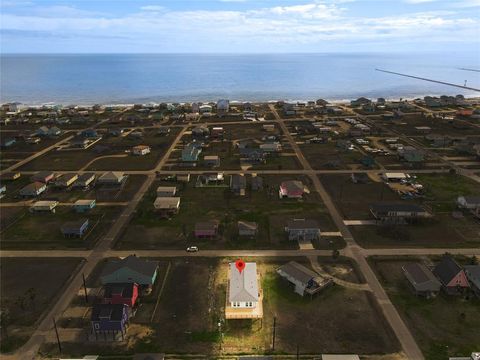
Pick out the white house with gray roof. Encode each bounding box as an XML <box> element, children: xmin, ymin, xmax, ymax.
<box><xmin>228</xmin><ymin>262</ymin><xmax>259</xmax><ymax>309</ymax></box>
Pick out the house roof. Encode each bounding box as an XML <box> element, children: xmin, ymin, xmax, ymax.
<box><xmin>403</xmin><ymin>263</ymin><xmax>441</xmax><ymax>291</ymax></box>
<box><xmin>277</xmin><ymin>261</ymin><xmax>317</xmax><ymax>285</ymax></box>
<box><xmin>153</xmin><ymin>197</ymin><xmax>180</xmax><ymax>209</ymax></box>
<box><xmin>32</xmin><ymin>200</ymin><xmax>58</xmax><ymax>208</ymax></box>
<box><xmin>22</xmin><ymin>182</ymin><xmax>46</xmax><ymax>192</ymax></box>
<box><xmin>433</xmin><ymin>256</ymin><xmax>463</xmax><ymax>285</ymax></box>
<box><xmin>104</xmin><ymin>282</ymin><xmax>136</xmax><ymax>299</ymax></box>
<box><xmin>195</xmin><ymin>221</ymin><xmax>218</xmax><ymax>231</ymax></box>
<box><xmin>231</xmin><ymin>174</ymin><xmax>246</xmax><ymax>189</ymax></box>
<box><xmin>464</xmin><ymin>265</ymin><xmax>480</xmax><ymax>289</ymax></box>
<box><xmin>91</xmin><ymin>303</ymin><xmax>126</xmax><ymax>321</ymax></box>
<box><xmin>61</xmin><ymin>219</ymin><xmax>89</xmax><ymax>232</ymax></box>
<box><xmin>280</xmin><ymin>180</ymin><xmax>305</xmax><ymax>194</ymax></box>
<box><xmin>287</xmin><ymin>219</ymin><xmax>320</xmax><ymax>230</ymax></box>
<box><xmin>32</xmin><ymin>171</ymin><xmax>54</xmax><ymax>179</ymax></box>
<box><xmin>459</xmin><ymin>195</ymin><xmax>480</xmax><ymax>205</ymax></box>
<box><xmin>57</xmin><ymin>173</ymin><xmax>78</xmax><ymax>182</ymax></box>
<box><xmin>77</xmin><ymin>173</ymin><xmax>95</xmax><ymax>182</ymax></box>
<box><xmin>156</xmin><ymin>186</ymin><xmax>176</xmax><ymax>193</ymax></box>
<box><xmin>101</xmin><ymin>255</ymin><xmax>159</xmax><ymax>279</ymax></box>
<box><xmin>229</xmin><ymin>262</ymin><xmax>259</xmax><ymax>303</ymax></box>
<box><xmin>74</xmin><ymin>199</ymin><xmax>95</xmax><ymax>206</ymax></box>
<box><xmin>98</xmin><ymin>171</ymin><xmax>125</xmax><ymax>182</ymax></box>
<box><xmin>370</xmin><ymin>203</ymin><xmax>427</xmax><ymax>213</ymax></box>
<box><xmin>238</xmin><ymin>221</ymin><xmax>258</xmax><ymax>232</ymax></box>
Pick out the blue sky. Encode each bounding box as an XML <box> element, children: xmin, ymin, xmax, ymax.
<box><xmin>1</xmin><ymin>0</ymin><xmax>479</xmax><ymax>53</ymax></box>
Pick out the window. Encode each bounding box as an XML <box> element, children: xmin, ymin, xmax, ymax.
<box><xmin>94</xmin><ymin>323</ymin><xmax>100</xmax><ymax>330</ymax></box>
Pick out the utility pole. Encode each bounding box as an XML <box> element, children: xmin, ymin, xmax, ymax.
<box><xmin>272</xmin><ymin>316</ymin><xmax>277</xmax><ymax>351</ymax></box>
<box><xmin>82</xmin><ymin>273</ymin><xmax>88</xmax><ymax>303</ymax></box>
<box><xmin>53</xmin><ymin>317</ymin><xmax>62</xmax><ymax>353</ymax></box>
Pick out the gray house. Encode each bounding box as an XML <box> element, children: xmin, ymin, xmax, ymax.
<box><xmin>464</xmin><ymin>265</ymin><xmax>480</xmax><ymax>298</ymax></box>
<box><xmin>370</xmin><ymin>203</ymin><xmax>431</xmax><ymax>223</ymax></box>
<box><xmin>230</xmin><ymin>174</ymin><xmax>247</xmax><ymax>196</ymax></box>
<box><xmin>238</xmin><ymin>221</ymin><xmax>258</xmax><ymax>237</ymax></box>
<box><xmin>100</xmin><ymin>255</ymin><xmax>159</xmax><ymax>288</ymax></box>
<box><xmin>285</xmin><ymin>219</ymin><xmax>321</xmax><ymax>241</ymax></box>
<box><xmin>277</xmin><ymin>261</ymin><xmax>333</xmax><ymax>296</ymax></box>
<box><xmin>402</xmin><ymin>263</ymin><xmax>441</xmax><ymax>298</ymax></box>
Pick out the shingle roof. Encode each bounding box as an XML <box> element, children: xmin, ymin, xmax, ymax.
<box><xmin>277</xmin><ymin>261</ymin><xmax>317</xmax><ymax>285</ymax></box>
<box><xmin>433</xmin><ymin>256</ymin><xmax>462</xmax><ymax>285</ymax></box>
<box><xmin>287</xmin><ymin>219</ymin><xmax>320</xmax><ymax>230</ymax></box>
<box><xmin>91</xmin><ymin>303</ymin><xmax>126</xmax><ymax>321</ymax></box>
<box><xmin>229</xmin><ymin>262</ymin><xmax>259</xmax><ymax>303</ymax></box>
<box><xmin>101</xmin><ymin>255</ymin><xmax>159</xmax><ymax>278</ymax></box>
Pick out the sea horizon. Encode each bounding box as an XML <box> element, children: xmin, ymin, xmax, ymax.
<box><xmin>2</xmin><ymin>52</ymin><xmax>479</xmax><ymax>105</ymax></box>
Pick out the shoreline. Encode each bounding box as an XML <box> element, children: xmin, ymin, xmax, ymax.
<box><xmin>2</xmin><ymin>93</ymin><xmax>480</xmax><ymax>108</ymax></box>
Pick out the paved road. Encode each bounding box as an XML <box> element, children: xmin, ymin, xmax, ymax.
<box><xmin>13</xmin><ymin>168</ymin><xmax>452</xmax><ymax>176</ymax></box>
<box><xmin>0</xmin><ymin>201</ymin><xmax>128</xmax><ymax>207</ymax></box>
<box><xmin>2</xmin><ymin>248</ymin><xmax>478</xmax><ymax>259</ymax></box>
<box><xmin>271</xmin><ymin>104</ymin><xmax>425</xmax><ymax>360</ymax></box>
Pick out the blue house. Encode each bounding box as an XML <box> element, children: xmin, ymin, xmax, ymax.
<box><xmin>100</xmin><ymin>255</ymin><xmax>159</xmax><ymax>288</ymax></box>
<box><xmin>1</xmin><ymin>138</ymin><xmax>16</xmax><ymax>149</ymax></box>
<box><xmin>74</xmin><ymin>199</ymin><xmax>96</xmax><ymax>213</ymax></box>
<box><xmin>61</xmin><ymin>219</ymin><xmax>90</xmax><ymax>237</ymax></box>
<box><xmin>81</xmin><ymin>129</ymin><xmax>99</xmax><ymax>138</ymax></box>
<box><xmin>91</xmin><ymin>303</ymin><xmax>129</xmax><ymax>340</ymax></box>
<box><xmin>182</xmin><ymin>143</ymin><xmax>202</xmax><ymax>162</ymax></box>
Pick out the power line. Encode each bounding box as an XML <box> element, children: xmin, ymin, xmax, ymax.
<box><xmin>375</xmin><ymin>68</ymin><xmax>480</xmax><ymax>92</ymax></box>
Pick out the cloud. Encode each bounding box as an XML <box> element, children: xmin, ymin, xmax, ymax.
<box><xmin>139</xmin><ymin>5</ymin><xmax>166</xmax><ymax>12</ymax></box>
<box><xmin>1</xmin><ymin>1</ymin><xmax>479</xmax><ymax>52</ymax></box>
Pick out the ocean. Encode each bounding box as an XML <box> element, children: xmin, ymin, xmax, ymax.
<box><xmin>1</xmin><ymin>53</ymin><xmax>479</xmax><ymax>105</ymax></box>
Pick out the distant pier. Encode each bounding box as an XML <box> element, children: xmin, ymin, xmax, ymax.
<box><xmin>375</xmin><ymin>68</ymin><xmax>480</xmax><ymax>92</ymax></box>
<box><xmin>459</xmin><ymin>67</ymin><xmax>480</xmax><ymax>73</ymax></box>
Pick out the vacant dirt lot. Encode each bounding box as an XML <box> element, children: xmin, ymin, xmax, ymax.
<box><xmin>0</xmin><ymin>257</ymin><xmax>83</xmax><ymax>353</ymax></box>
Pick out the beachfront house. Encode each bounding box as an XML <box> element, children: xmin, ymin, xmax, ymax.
<box><xmin>55</xmin><ymin>173</ymin><xmax>79</xmax><ymax>188</ymax></box>
<box><xmin>156</xmin><ymin>186</ymin><xmax>176</xmax><ymax>197</ymax></box>
<box><xmin>97</xmin><ymin>172</ymin><xmax>126</xmax><ymax>186</ymax></box>
<box><xmin>194</xmin><ymin>221</ymin><xmax>218</xmax><ymax>238</ymax></box>
<box><xmin>32</xmin><ymin>171</ymin><xmax>55</xmax><ymax>183</ymax></box>
<box><xmin>74</xmin><ymin>173</ymin><xmax>96</xmax><ymax>188</ymax></box>
<box><xmin>30</xmin><ymin>200</ymin><xmax>58</xmax><ymax>213</ymax></box>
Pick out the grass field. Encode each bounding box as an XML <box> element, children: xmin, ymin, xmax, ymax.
<box><xmin>370</xmin><ymin>256</ymin><xmax>480</xmax><ymax>360</ymax></box>
<box><xmin>116</xmin><ymin>175</ymin><xmax>341</xmax><ymax>250</ymax></box>
<box><xmin>0</xmin><ymin>206</ymin><xmax>122</xmax><ymax>250</ymax></box>
<box><xmin>0</xmin><ymin>257</ymin><xmax>83</xmax><ymax>353</ymax></box>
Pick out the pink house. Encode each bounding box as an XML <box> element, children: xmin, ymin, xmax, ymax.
<box><xmin>194</xmin><ymin>221</ymin><xmax>218</xmax><ymax>238</ymax></box>
<box><xmin>433</xmin><ymin>256</ymin><xmax>470</xmax><ymax>295</ymax></box>
<box><xmin>279</xmin><ymin>180</ymin><xmax>306</xmax><ymax>199</ymax></box>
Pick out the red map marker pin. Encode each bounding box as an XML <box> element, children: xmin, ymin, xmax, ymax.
<box><xmin>235</xmin><ymin>259</ymin><xmax>246</xmax><ymax>274</ymax></box>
